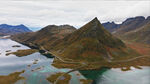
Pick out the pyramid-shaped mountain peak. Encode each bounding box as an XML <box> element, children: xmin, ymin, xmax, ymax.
<box><xmin>78</xmin><ymin>17</ymin><xmax>103</xmax><ymax>33</ymax></box>
<box><xmin>72</xmin><ymin>17</ymin><xmax>114</xmax><ymax>41</ymax></box>
<box><xmin>85</xmin><ymin>17</ymin><xmax>101</xmax><ymax>28</ymax></box>
<box><xmin>52</xmin><ymin>18</ymin><xmax>130</xmax><ymax>63</ymax></box>
<box><xmin>60</xmin><ymin>17</ymin><xmax>126</xmax><ymax>49</ymax></box>
<box><xmin>91</xmin><ymin>17</ymin><xmax>99</xmax><ymax>22</ymax></box>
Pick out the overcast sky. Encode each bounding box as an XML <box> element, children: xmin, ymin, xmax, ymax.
<box><xmin>0</xmin><ymin>0</ymin><xmax>150</xmax><ymax>30</ymax></box>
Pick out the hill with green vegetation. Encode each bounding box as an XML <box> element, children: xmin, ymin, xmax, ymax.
<box><xmin>51</xmin><ymin>18</ymin><xmax>140</xmax><ymax>69</ymax></box>
<box><xmin>12</xmin><ymin>25</ymin><xmax>76</xmax><ymax>50</ymax></box>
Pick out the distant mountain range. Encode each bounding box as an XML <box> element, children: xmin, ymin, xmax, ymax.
<box><xmin>102</xmin><ymin>16</ymin><xmax>150</xmax><ymax>44</ymax></box>
<box><xmin>103</xmin><ymin>16</ymin><xmax>150</xmax><ymax>33</ymax></box>
<box><xmin>0</xmin><ymin>24</ymin><xmax>32</xmax><ymax>36</ymax></box>
<box><xmin>102</xmin><ymin>21</ymin><xmax>120</xmax><ymax>32</ymax></box>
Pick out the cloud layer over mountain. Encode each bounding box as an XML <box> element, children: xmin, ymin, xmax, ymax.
<box><xmin>0</xmin><ymin>0</ymin><xmax>149</xmax><ymax>29</ymax></box>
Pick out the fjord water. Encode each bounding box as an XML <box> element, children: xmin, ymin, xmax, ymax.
<box><xmin>0</xmin><ymin>38</ymin><xmax>149</xmax><ymax>84</ymax></box>
<box><xmin>0</xmin><ymin>38</ymin><xmax>84</xmax><ymax>84</ymax></box>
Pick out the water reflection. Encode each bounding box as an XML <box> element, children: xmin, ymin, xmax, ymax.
<box><xmin>79</xmin><ymin>67</ymin><xmax>110</xmax><ymax>84</ymax></box>
<box><xmin>79</xmin><ymin>67</ymin><xmax>150</xmax><ymax>84</ymax></box>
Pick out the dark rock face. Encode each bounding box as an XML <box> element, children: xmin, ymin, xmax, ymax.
<box><xmin>0</xmin><ymin>24</ymin><xmax>32</xmax><ymax>36</ymax></box>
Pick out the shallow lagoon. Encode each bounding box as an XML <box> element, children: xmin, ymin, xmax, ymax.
<box><xmin>0</xmin><ymin>39</ymin><xmax>84</xmax><ymax>84</ymax></box>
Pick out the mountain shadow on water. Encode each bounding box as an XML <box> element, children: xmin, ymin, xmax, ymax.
<box><xmin>79</xmin><ymin>67</ymin><xmax>110</xmax><ymax>84</ymax></box>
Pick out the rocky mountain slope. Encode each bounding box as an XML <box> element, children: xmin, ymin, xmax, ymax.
<box><xmin>0</xmin><ymin>24</ymin><xmax>32</xmax><ymax>36</ymax></box>
<box><xmin>103</xmin><ymin>16</ymin><xmax>150</xmax><ymax>44</ymax></box>
<box><xmin>103</xmin><ymin>16</ymin><xmax>150</xmax><ymax>34</ymax></box>
<box><xmin>114</xmin><ymin>16</ymin><xmax>150</xmax><ymax>35</ymax></box>
<box><xmin>12</xmin><ymin>18</ymin><xmax>140</xmax><ymax>61</ymax></box>
<box><xmin>122</xmin><ymin>21</ymin><xmax>150</xmax><ymax>44</ymax></box>
<box><xmin>51</xmin><ymin>17</ymin><xmax>139</xmax><ymax>64</ymax></box>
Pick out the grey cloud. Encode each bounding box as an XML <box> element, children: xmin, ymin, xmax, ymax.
<box><xmin>0</xmin><ymin>0</ymin><xmax>149</xmax><ymax>29</ymax></box>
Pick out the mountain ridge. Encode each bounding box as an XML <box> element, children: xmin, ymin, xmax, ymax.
<box><xmin>0</xmin><ymin>24</ymin><xmax>32</xmax><ymax>36</ymax></box>
<box><xmin>103</xmin><ymin>16</ymin><xmax>150</xmax><ymax>33</ymax></box>
<box><xmin>102</xmin><ymin>21</ymin><xmax>120</xmax><ymax>32</ymax></box>
<box><xmin>11</xmin><ymin>24</ymin><xmax>77</xmax><ymax>50</ymax></box>
<box><xmin>122</xmin><ymin>21</ymin><xmax>150</xmax><ymax>44</ymax></box>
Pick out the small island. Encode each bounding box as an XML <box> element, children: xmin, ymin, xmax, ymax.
<box><xmin>0</xmin><ymin>70</ymin><xmax>25</xmax><ymax>84</ymax></box>
<box><xmin>80</xmin><ymin>79</ymin><xmax>93</xmax><ymax>84</ymax></box>
<box><xmin>6</xmin><ymin>49</ymin><xmax>38</xmax><ymax>57</ymax></box>
<box><xmin>47</xmin><ymin>72</ymin><xmax>71</xmax><ymax>84</ymax></box>
<box><xmin>5</xmin><ymin>50</ymin><xmax>11</xmax><ymax>52</ymax></box>
<box><xmin>12</xmin><ymin>45</ymin><xmax>21</xmax><ymax>47</ymax></box>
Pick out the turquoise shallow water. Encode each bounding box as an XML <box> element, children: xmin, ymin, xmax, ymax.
<box><xmin>0</xmin><ymin>38</ymin><xmax>150</xmax><ymax>84</ymax></box>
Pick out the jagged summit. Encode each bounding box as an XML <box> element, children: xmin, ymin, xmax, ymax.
<box><xmin>91</xmin><ymin>17</ymin><xmax>99</xmax><ymax>22</ymax></box>
<box><xmin>79</xmin><ymin>17</ymin><xmax>105</xmax><ymax>34</ymax></box>
<box><xmin>69</xmin><ymin>17</ymin><xmax>106</xmax><ymax>37</ymax></box>
<box><xmin>102</xmin><ymin>21</ymin><xmax>120</xmax><ymax>32</ymax></box>
<box><xmin>86</xmin><ymin>17</ymin><xmax>101</xmax><ymax>27</ymax></box>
